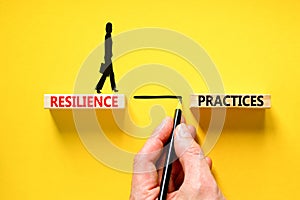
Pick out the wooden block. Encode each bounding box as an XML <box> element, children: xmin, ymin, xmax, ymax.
<box><xmin>44</xmin><ymin>94</ymin><xmax>125</xmax><ymax>109</ymax></box>
<box><xmin>190</xmin><ymin>94</ymin><xmax>271</xmax><ymax>108</ymax></box>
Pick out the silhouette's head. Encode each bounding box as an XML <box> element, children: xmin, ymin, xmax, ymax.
<box><xmin>106</xmin><ymin>22</ymin><xmax>112</xmax><ymax>33</ymax></box>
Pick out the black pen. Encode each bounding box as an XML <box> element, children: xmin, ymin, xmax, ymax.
<box><xmin>132</xmin><ymin>95</ymin><xmax>182</xmax><ymax>199</ymax></box>
<box><xmin>158</xmin><ymin>105</ymin><xmax>182</xmax><ymax>200</ymax></box>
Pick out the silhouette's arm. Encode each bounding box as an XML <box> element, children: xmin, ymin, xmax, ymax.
<box><xmin>105</xmin><ymin>35</ymin><xmax>113</xmax><ymax>60</ymax></box>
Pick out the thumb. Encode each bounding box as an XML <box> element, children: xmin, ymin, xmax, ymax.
<box><xmin>174</xmin><ymin>124</ymin><xmax>210</xmax><ymax>184</ymax></box>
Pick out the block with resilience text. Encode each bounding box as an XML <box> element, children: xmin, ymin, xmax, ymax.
<box><xmin>190</xmin><ymin>94</ymin><xmax>271</xmax><ymax>108</ymax></box>
<box><xmin>44</xmin><ymin>94</ymin><xmax>125</xmax><ymax>109</ymax></box>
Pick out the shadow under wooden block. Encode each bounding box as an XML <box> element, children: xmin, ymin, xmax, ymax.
<box><xmin>50</xmin><ymin>109</ymin><xmax>120</xmax><ymax>134</ymax></box>
<box><xmin>192</xmin><ymin>108</ymin><xmax>266</xmax><ymax>132</ymax></box>
<box><xmin>50</xmin><ymin>109</ymin><xmax>77</xmax><ymax>133</ymax></box>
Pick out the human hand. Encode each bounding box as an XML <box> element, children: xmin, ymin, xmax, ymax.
<box><xmin>130</xmin><ymin>117</ymin><xmax>225</xmax><ymax>200</ymax></box>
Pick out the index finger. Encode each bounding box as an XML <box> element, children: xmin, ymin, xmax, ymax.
<box><xmin>138</xmin><ymin>117</ymin><xmax>173</xmax><ymax>159</ymax></box>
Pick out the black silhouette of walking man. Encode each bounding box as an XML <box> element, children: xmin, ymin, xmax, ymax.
<box><xmin>96</xmin><ymin>22</ymin><xmax>118</xmax><ymax>94</ymax></box>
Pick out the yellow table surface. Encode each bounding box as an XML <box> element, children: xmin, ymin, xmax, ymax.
<box><xmin>1</xmin><ymin>0</ymin><xmax>300</xmax><ymax>199</ymax></box>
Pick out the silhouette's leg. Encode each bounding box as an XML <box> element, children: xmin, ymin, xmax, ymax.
<box><xmin>109</xmin><ymin>64</ymin><xmax>116</xmax><ymax>90</ymax></box>
<box><xmin>96</xmin><ymin>69</ymin><xmax>109</xmax><ymax>91</ymax></box>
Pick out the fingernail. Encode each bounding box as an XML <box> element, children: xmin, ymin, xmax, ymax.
<box><xmin>178</xmin><ymin>124</ymin><xmax>190</xmax><ymax>138</ymax></box>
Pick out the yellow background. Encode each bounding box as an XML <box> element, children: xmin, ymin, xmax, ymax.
<box><xmin>1</xmin><ymin>0</ymin><xmax>300</xmax><ymax>199</ymax></box>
